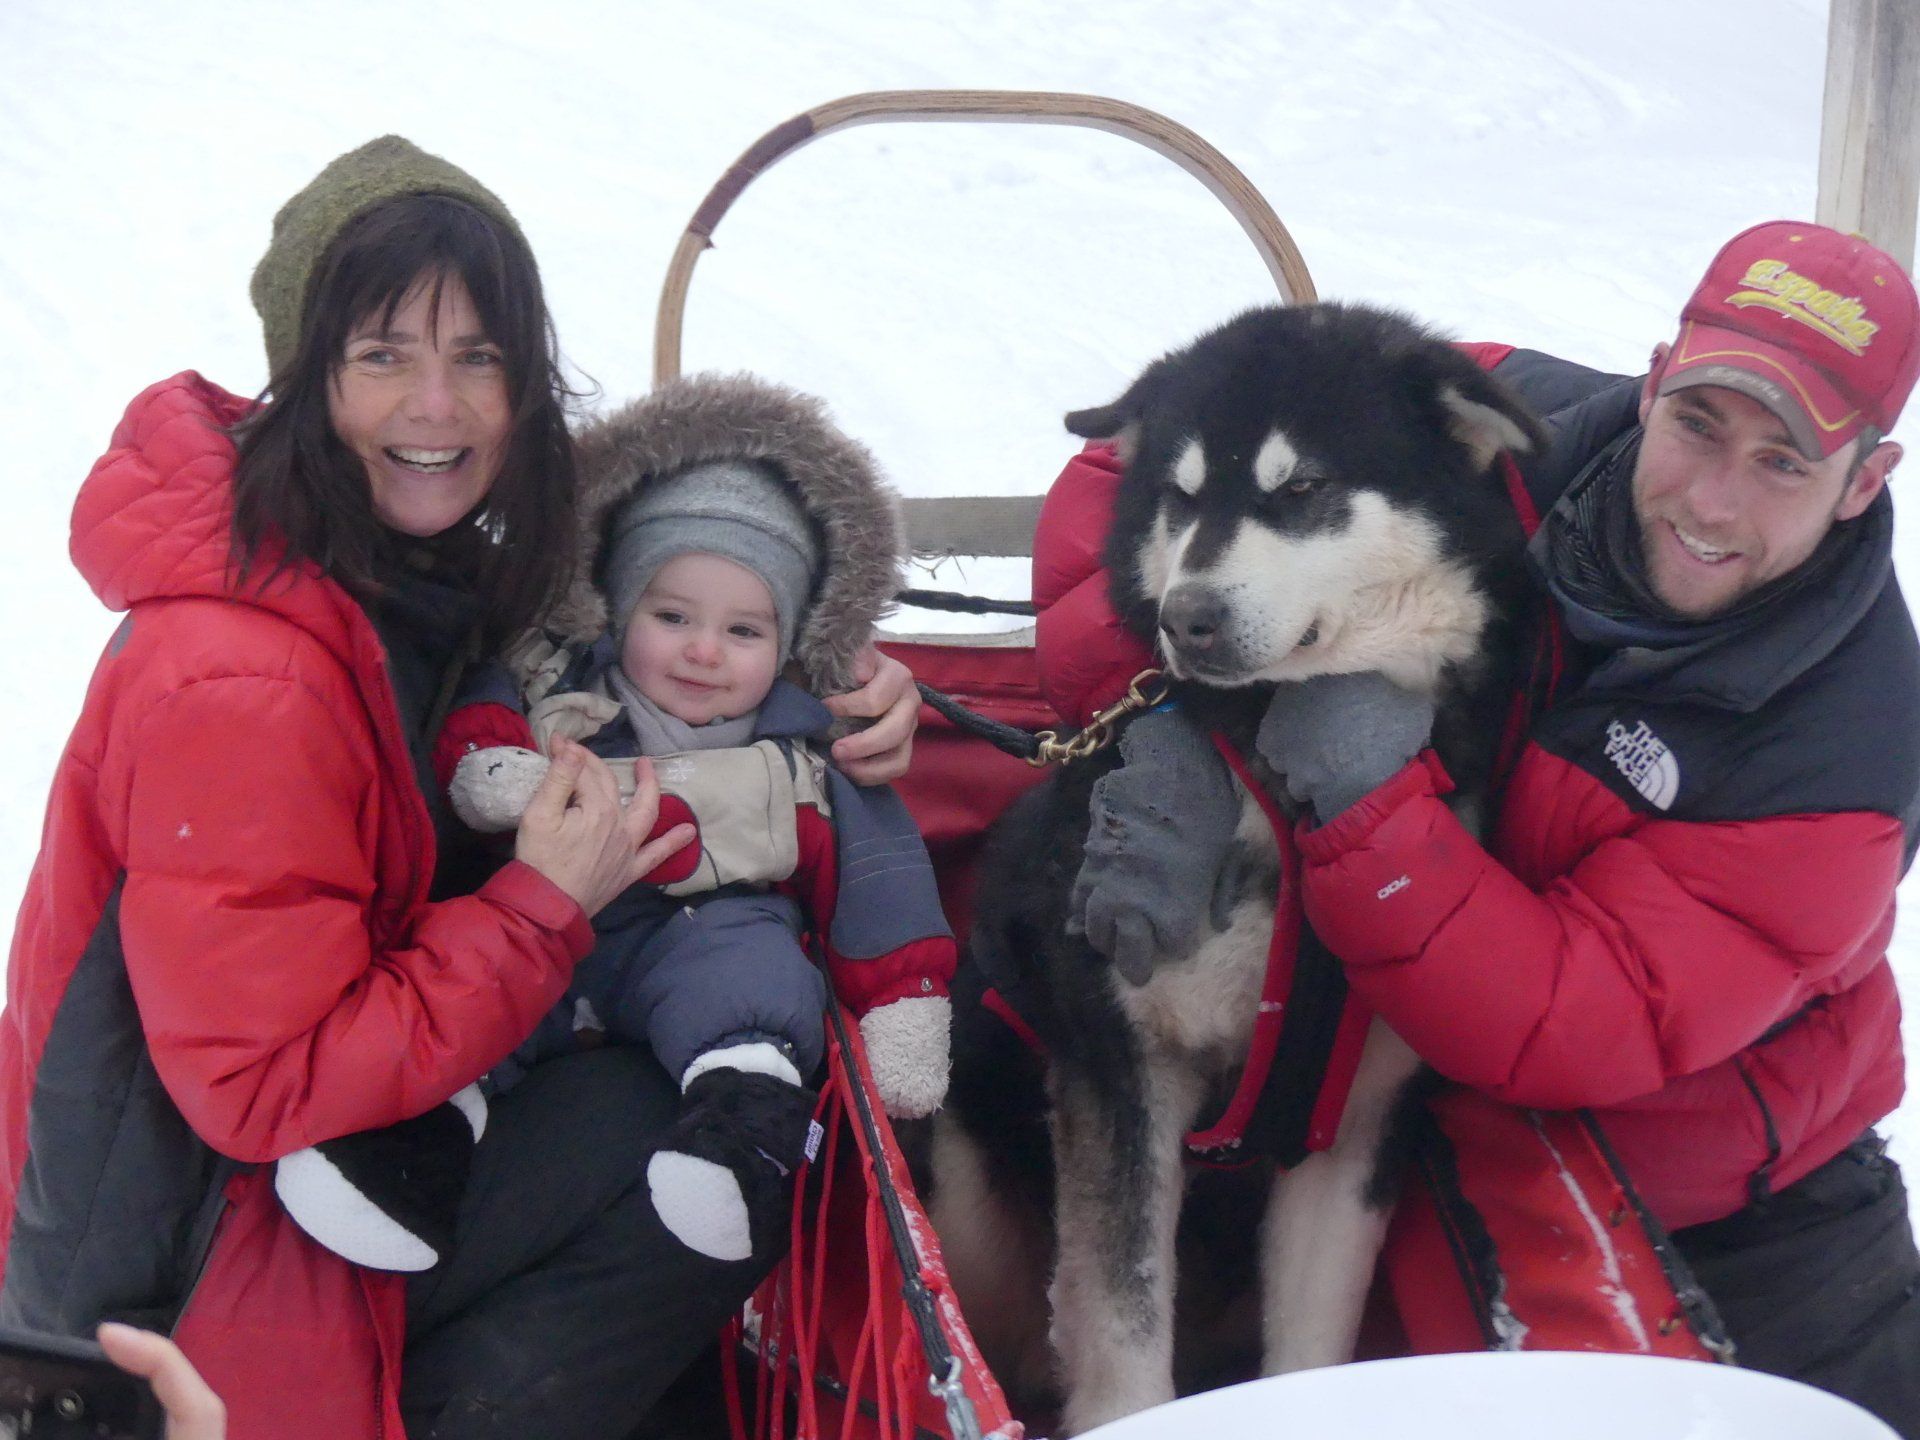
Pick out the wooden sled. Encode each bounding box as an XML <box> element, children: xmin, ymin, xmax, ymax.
<box><xmin>654</xmin><ymin>87</ymin><xmax>1725</xmax><ymax>1440</ymax></box>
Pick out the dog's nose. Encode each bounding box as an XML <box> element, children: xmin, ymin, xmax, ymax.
<box><xmin>1159</xmin><ymin>586</ymin><xmax>1225</xmax><ymax>652</ymax></box>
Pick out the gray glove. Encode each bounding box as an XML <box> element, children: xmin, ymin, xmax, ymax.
<box><xmin>1069</xmin><ymin>707</ymin><xmax>1242</xmax><ymax>985</ymax></box>
<box><xmin>1255</xmin><ymin>672</ymin><xmax>1436</xmax><ymax>825</ymax></box>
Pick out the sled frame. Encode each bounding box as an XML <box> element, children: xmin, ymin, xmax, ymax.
<box><xmin>652</xmin><ymin>88</ymin><xmax>1318</xmax><ymax>560</ymax></box>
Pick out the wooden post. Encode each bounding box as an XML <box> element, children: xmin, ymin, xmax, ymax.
<box><xmin>1817</xmin><ymin>0</ymin><xmax>1920</xmax><ymax>270</ymax></box>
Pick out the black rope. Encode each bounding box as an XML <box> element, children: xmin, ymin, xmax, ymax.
<box><xmin>895</xmin><ymin>587</ymin><xmax>1037</xmax><ymax>617</ymax></box>
<box><xmin>915</xmin><ymin>682</ymin><xmax>1044</xmax><ymax>763</ymax></box>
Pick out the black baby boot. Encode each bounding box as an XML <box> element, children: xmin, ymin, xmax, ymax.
<box><xmin>645</xmin><ymin>1069</ymin><xmax>819</xmax><ymax>1264</ymax></box>
<box><xmin>274</xmin><ymin>1084</ymin><xmax>486</xmax><ymax>1271</ymax></box>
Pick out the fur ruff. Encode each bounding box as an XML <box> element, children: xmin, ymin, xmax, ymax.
<box><xmin>556</xmin><ymin>373</ymin><xmax>904</xmax><ymax>699</ymax></box>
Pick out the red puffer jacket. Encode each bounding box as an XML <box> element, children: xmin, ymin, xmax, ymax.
<box><xmin>1031</xmin><ymin>352</ymin><xmax>1913</xmax><ymax>1231</ymax></box>
<box><xmin>0</xmin><ymin>374</ymin><xmax>593</xmax><ymax>1438</ymax></box>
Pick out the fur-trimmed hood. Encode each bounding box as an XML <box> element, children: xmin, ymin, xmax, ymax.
<box><xmin>552</xmin><ymin>373</ymin><xmax>904</xmax><ymax>698</ymax></box>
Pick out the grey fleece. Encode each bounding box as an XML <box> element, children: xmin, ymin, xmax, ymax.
<box><xmin>1255</xmin><ymin>671</ymin><xmax>1436</xmax><ymax>824</ymax></box>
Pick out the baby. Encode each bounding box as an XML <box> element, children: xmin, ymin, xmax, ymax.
<box><xmin>275</xmin><ymin>377</ymin><xmax>954</xmax><ymax>1272</ymax></box>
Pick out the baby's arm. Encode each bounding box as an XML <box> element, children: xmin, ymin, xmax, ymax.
<box><xmin>435</xmin><ymin>662</ymin><xmax>550</xmax><ymax>833</ymax></box>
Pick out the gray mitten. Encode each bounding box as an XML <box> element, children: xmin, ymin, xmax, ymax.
<box><xmin>1255</xmin><ymin>672</ymin><xmax>1436</xmax><ymax>824</ymax></box>
<box><xmin>1069</xmin><ymin>707</ymin><xmax>1242</xmax><ymax>985</ymax></box>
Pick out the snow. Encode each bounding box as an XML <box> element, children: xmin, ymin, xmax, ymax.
<box><xmin>4</xmin><ymin>0</ymin><xmax>1919</xmax><ymax>1219</ymax></box>
<box><xmin>1527</xmin><ymin>1114</ymin><xmax>1648</xmax><ymax>1353</ymax></box>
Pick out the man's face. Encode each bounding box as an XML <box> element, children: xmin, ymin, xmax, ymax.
<box><xmin>1631</xmin><ymin>347</ymin><xmax>1899</xmax><ymax>618</ymax></box>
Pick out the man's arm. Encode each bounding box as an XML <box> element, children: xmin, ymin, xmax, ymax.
<box><xmin>1295</xmin><ymin>752</ymin><xmax>1904</xmax><ymax>1109</ymax></box>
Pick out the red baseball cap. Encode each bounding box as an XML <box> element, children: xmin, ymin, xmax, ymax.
<box><xmin>1658</xmin><ymin>220</ymin><xmax>1920</xmax><ymax>458</ymax></box>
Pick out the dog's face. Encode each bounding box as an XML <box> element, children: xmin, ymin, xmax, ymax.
<box><xmin>1072</xmin><ymin>304</ymin><xmax>1544</xmax><ymax>696</ymax></box>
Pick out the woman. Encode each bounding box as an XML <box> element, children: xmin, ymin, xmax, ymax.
<box><xmin>0</xmin><ymin>136</ymin><xmax>920</xmax><ymax>1440</ymax></box>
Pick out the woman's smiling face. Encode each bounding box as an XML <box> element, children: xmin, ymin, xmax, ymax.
<box><xmin>327</xmin><ymin>272</ymin><xmax>511</xmax><ymax>538</ymax></box>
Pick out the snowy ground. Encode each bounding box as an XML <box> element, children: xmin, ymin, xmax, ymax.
<box><xmin>5</xmin><ymin>0</ymin><xmax>1915</xmax><ymax>1211</ymax></box>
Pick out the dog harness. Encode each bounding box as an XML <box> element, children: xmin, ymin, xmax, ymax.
<box><xmin>975</xmin><ymin>733</ymin><xmax>1369</xmax><ymax>1168</ymax></box>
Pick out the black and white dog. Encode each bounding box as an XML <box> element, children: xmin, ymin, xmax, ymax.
<box><xmin>929</xmin><ymin>304</ymin><xmax>1544</xmax><ymax>1432</ymax></box>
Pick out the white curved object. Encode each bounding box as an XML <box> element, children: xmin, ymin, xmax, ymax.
<box><xmin>1078</xmin><ymin>1351</ymin><xmax>1897</xmax><ymax>1440</ymax></box>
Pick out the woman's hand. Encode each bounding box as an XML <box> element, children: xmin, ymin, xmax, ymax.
<box><xmin>825</xmin><ymin>645</ymin><xmax>920</xmax><ymax>786</ymax></box>
<box><xmin>514</xmin><ymin>741</ymin><xmax>695</xmax><ymax>916</ymax></box>
<box><xmin>97</xmin><ymin>1323</ymin><xmax>225</xmax><ymax>1440</ymax></box>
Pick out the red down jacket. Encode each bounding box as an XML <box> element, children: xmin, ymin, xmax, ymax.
<box><xmin>1032</xmin><ymin>338</ymin><xmax>1915</xmax><ymax>1233</ymax></box>
<box><xmin>0</xmin><ymin>374</ymin><xmax>593</xmax><ymax>1439</ymax></box>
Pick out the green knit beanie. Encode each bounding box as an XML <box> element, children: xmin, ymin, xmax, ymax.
<box><xmin>249</xmin><ymin>135</ymin><xmax>529</xmax><ymax>380</ymax></box>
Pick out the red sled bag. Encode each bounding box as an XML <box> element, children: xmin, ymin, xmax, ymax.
<box><xmin>727</xmin><ymin>1007</ymin><xmax>1022</xmax><ymax>1440</ymax></box>
<box><xmin>1386</xmin><ymin>1087</ymin><xmax>1734</xmax><ymax>1364</ymax></box>
<box><xmin>876</xmin><ymin>637</ymin><xmax>1054</xmax><ymax>943</ymax></box>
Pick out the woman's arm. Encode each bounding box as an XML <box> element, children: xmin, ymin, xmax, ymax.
<box><xmin>823</xmin><ymin>644</ymin><xmax>920</xmax><ymax>785</ymax></box>
<box><xmin>116</xmin><ymin>676</ymin><xmax>681</xmax><ymax>1161</ymax></box>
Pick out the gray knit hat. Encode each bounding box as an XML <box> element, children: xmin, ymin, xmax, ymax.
<box><xmin>250</xmin><ymin>135</ymin><xmax>529</xmax><ymax>379</ymax></box>
<box><xmin>602</xmin><ymin>461</ymin><xmax>822</xmax><ymax>664</ymax></box>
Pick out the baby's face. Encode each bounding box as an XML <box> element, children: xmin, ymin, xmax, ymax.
<box><xmin>620</xmin><ymin>552</ymin><xmax>782</xmax><ymax>726</ymax></box>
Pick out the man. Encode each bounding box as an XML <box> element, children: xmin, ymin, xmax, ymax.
<box><xmin>1065</xmin><ymin>221</ymin><xmax>1920</xmax><ymax>1432</ymax></box>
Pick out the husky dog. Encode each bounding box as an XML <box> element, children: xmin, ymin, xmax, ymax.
<box><xmin>930</xmin><ymin>304</ymin><xmax>1545</xmax><ymax>1433</ymax></box>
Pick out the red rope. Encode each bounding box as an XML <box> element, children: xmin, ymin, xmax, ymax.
<box><xmin>868</xmin><ymin>1187</ymin><xmax>893</xmax><ymax>1440</ymax></box>
<box><xmin>889</xmin><ymin>1322</ymin><xmax>921</xmax><ymax>1440</ymax></box>
<box><xmin>734</xmin><ymin>1006</ymin><xmax>1013</xmax><ymax>1439</ymax></box>
<box><xmin>838</xmin><ymin>1204</ymin><xmax>879</xmax><ymax>1440</ymax></box>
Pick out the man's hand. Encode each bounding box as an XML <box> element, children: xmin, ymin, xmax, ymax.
<box><xmin>1068</xmin><ymin>707</ymin><xmax>1242</xmax><ymax>985</ymax></box>
<box><xmin>1255</xmin><ymin>672</ymin><xmax>1435</xmax><ymax>825</ymax></box>
<box><xmin>825</xmin><ymin>645</ymin><xmax>919</xmax><ymax>786</ymax></box>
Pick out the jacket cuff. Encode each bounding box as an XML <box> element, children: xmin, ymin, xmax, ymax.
<box><xmin>857</xmin><ymin>972</ymin><xmax>953</xmax><ymax>1015</ymax></box>
<box><xmin>838</xmin><ymin>935</ymin><xmax>957</xmax><ymax>1015</ymax></box>
<box><xmin>481</xmin><ymin>861</ymin><xmax>595</xmax><ymax>960</ymax></box>
<box><xmin>434</xmin><ymin>702</ymin><xmax>538</xmax><ymax>793</ymax></box>
<box><xmin>1297</xmin><ymin>750</ymin><xmax>1454</xmax><ymax>863</ymax></box>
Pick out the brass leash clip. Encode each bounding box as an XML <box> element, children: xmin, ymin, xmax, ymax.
<box><xmin>1027</xmin><ymin>667</ymin><xmax>1170</xmax><ymax>766</ymax></box>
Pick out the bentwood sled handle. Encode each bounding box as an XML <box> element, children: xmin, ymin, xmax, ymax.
<box><xmin>653</xmin><ymin>89</ymin><xmax>1318</xmax><ymax>386</ymax></box>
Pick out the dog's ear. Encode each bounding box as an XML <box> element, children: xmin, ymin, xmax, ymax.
<box><xmin>1438</xmin><ymin>372</ymin><xmax>1547</xmax><ymax>472</ymax></box>
<box><xmin>1400</xmin><ymin>346</ymin><xmax>1548</xmax><ymax>473</ymax></box>
<box><xmin>1065</xmin><ymin>372</ymin><xmax>1156</xmax><ymax>464</ymax></box>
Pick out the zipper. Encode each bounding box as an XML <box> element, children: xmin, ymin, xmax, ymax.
<box><xmin>166</xmin><ymin>1157</ymin><xmax>241</xmax><ymax>1338</ymax></box>
<box><xmin>1732</xmin><ymin>1057</ymin><xmax>1782</xmax><ymax>1209</ymax></box>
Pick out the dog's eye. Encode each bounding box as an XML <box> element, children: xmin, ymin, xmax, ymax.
<box><xmin>1285</xmin><ymin>477</ymin><xmax>1315</xmax><ymax>496</ymax></box>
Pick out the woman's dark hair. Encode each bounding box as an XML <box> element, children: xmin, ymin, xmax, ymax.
<box><xmin>230</xmin><ymin>192</ymin><xmax>578</xmax><ymax>642</ymax></box>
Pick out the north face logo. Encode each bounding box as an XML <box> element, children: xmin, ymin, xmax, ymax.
<box><xmin>1604</xmin><ymin>720</ymin><xmax>1680</xmax><ymax>810</ymax></box>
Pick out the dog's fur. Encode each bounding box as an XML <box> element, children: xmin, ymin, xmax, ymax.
<box><xmin>930</xmin><ymin>303</ymin><xmax>1544</xmax><ymax>1432</ymax></box>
